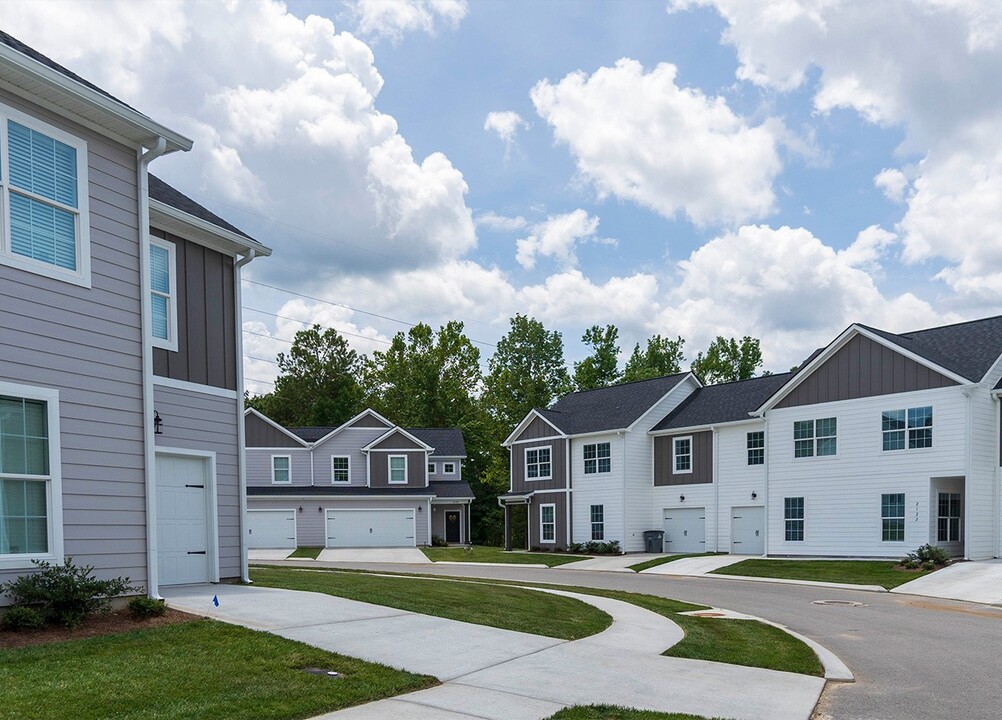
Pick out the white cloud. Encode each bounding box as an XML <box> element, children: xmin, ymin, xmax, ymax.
<box><xmin>484</xmin><ymin>111</ymin><xmax>529</xmax><ymax>155</ymax></box>
<box><xmin>515</xmin><ymin>209</ymin><xmax>610</xmax><ymax>270</ymax></box>
<box><xmin>531</xmin><ymin>58</ymin><xmax>782</xmax><ymax>226</ymax></box>
<box><xmin>874</xmin><ymin>168</ymin><xmax>910</xmax><ymax>203</ymax></box>
<box><xmin>476</xmin><ymin>212</ymin><xmax>528</xmax><ymax>232</ymax></box>
<box><xmin>348</xmin><ymin>0</ymin><xmax>468</xmax><ymax>42</ymax></box>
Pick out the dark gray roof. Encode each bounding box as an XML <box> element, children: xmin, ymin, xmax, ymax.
<box><xmin>407</xmin><ymin>428</ymin><xmax>466</xmax><ymax>457</ymax></box>
<box><xmin>149</xmin><ymin>174</ymin><xmax>255</xmax><ymax>241</ymax></box>
<box><xmin>0</xmin><ymin>30</ymin><xmax>137</xmax><ymax>112</ymax></box>
<box><xmin>652</xmin><ymin>372</ymin><xmax>795</xmax><ymax>432</ymax></box>
<box><xmin>248</xmin><ymin>480</ymin><xmax>473</xmax><ymax>499</ymax></box>
<box><xmin>859</xmin><ymin>315</ymin><xmax>1002</xmax><ymax>382</ymax></box>
<box><xmin>288</xmin><ymin>427</ymin><xmax>334</xmax><ymax>442</ymax></box>
<box><xmin>538</xmin><ymin>373</ymin><xmax>689</xmax><ymax>435</ymax></box>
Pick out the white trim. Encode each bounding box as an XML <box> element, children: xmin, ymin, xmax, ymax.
<box><xmin>0</xmin><ymin>103</ymin><xmax>92</xmax><ymax>288</ymax></box>
<box><xmin>625</xmin><ymin>373</ymin><xmax>701</xmax><ymax>432</ymax></box>
<box><xmin>510</xmin><ymin>434</ymin><xmax>565</xmax><ymax>445</ymax></box>
<box><xmin>250</xmin><ymin>493</ymin><xmax>436</xmax><ymax>500</ymax></box>
<box><xmin>324</xmin><ymin>506</ymin><xmax>418</xmax><ymax>548</ymax></box>
<box><xmin>149</xmin><ymin>200</ymin><xmax>270</xmax><ymax>258</ymax></box>
<box><xmin>362</xmin><ymin>426</ymin><xmax>434</xmax><ymax>453</ymax></box>
<box><xmin>503</xmin><ymin>409</ymin><xmax>565</xmax><ymax>447</ymax></box>
<box><xmin>331</xmin><ymin>455</ymin><xmax>351</xmax><ymax>484</ymax></box>
<box><xmin>672</xmin><ymin>436</ymin><xmax>693</xmax><ymax>475</ymax></box>
<box><xmin>442</xmin><ymin>462</ymin><xmax>456</xmax><ymax>475</ymax></box>
<box><xmin>155</xmin><ymin>447</ymin><xmax>220</xmax><ymax>583</ymax></box>
<box><xmin>427</xmin><ymin>461</ymin><xmax>437</xmax><ymax>475</ymax></box>
<box><xmin>524</xmin><ymin>445</ymin><xmax>553</xmax><ymax>481</ymax></box>
<box><xmin>154</xmin><ymin>376</ymin><xmax>239</xmax><ymax>399</ymax></box>
<box><xmin>388</xmin><ymin>454</ymin><xmax>408</xmax><ymax>484</ymax></box>
<box><xmin>311</xmin><ymin>408</ymin><xmax>395</xmax><ymax>447</ymax></box>
<box><xmin>582</xmin><ymin>441</ymin><xmax>611</xmax><ymax>475</ymax></box>
<box><xmin>650</xmin><ymin>417</ymin><xmax>763</xmax><ymax>437</ymax></box>
<box><xmin>246</xmin><ymin>508</ymin><xmax>297</xmax><ymax>549</ymax></box>
<box><xmin>149</xmin><ymin>235</ymin><xmax>178</xmax><ymax>351</ymax></box>
<box><xmin>443</xmin><ymin>507</ymin><xmax>464</xmax><ymax>543</ymax></box>
<box><xmin>0</xmin><ymin>382</ymin><xmax>63</xmax><ymax>571</ymax></box>
<box><xmin>243</xmin><ymin>407</ymin><xmax>310</xmax><ymax>447</ymax></box>
<box><xmin>271</xmin><ymin>455</ymin><xmax>292</xmax><ymax>485</ymax></box>
<box><xmin>539</xmin><ymin>502</ymin><xmax>557</xmax><ymax>544</ymax></box>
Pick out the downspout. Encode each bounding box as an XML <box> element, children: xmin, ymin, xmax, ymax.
<box><xmin>619</xmin><ymin>430</ymin><xmax>627</xmax><ymax>552</ymax></box>
<box><xmin>138</xmin><ymin>137</ymin><xmax>167</xmax><ymax>599</ymax></box>
<box><xmin>711</xmin><ymin>425</ymin><xmax>718</xmax><ymax>553</ymax></box>
<box><xmin>566</xmin><ymin>437</ymin><xmax>572</xmax><ymax>548</ymax></box>
<box><xmin>993</xmin><ymin>393</ymin><xmax>1001</xmax><ymax>558</ymax></box>
<box><xmin>963</xmin><ymin>386</ymin><xmax>974</xmax><ymax>560</ymax></box>
<box><xmin>757</xmin><ymin>411</ymin><xmax>769</xmax><ymax>558</ymax></box>
<box><xmin>234</xmin><ymin>249</ymin><xmax>256</xmax><ymax>584</ymax></box>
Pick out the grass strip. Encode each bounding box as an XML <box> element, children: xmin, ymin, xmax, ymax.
<box><xmin>547</xmin><ymin>706</ymin><xmax>721</xmax><ymax>719</ymax></box>
<box><xmin>289</xmin><ymin>546</ymin><xmax>324</xmax><ymax>559</ymax></box>
<box><xmin>710</xmin><ymin>558</ymin><xmax>931</xmax><ymax>589</ymax></box>
<box><xmin>421</xmin><ymin>545</ymin><xmax>590</xmax><ymax>567</ymax></box>
<box><xmin>251</xmin><ymin>567</ymin><xmax>612</xmax><ymax>640</ymax></box>
<box><xmin>0</xmin><ymin>619</ymin><xmax>435</xmax><ymax>720</ymax></box>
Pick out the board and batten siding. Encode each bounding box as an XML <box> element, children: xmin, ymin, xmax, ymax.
<box><xmin>246</xmin><ymin>447</ymin><xmax>313</xmax><ymax>487</ymax></box>
<box><xmin>654</xmin><ymin>431</ymin><xmax>713</xmax><ymax>486</ymax></box>
<box><xmin>777</xmin><ymin>333</ymin><xmax>958</xmax><ymax>408</ymax></box>
<box><xmin>153</xmin><ymin>385</ymin><xmax>241</xmax><ymax>578</ymax></box>
<box><xmin>312</xmin><ymin>427</ymin><xmax>386</xmax><ymax>486</ymax></box>
<box><xmin>247</xmin><ymin>496</ymin><xmax>431</xmax><ymax>546</ymax></box>
<box><xmin>528</xmin><ymin>492</ymin><xmax>568</xmax><ymax>549</ymax></box>
<box><xmin>766</xmin><ymin>386</ymin><xmax>968</xmax><ymax>557</ymax></box>
<box><xmin>570</xmin><ymin>433</ymin><xmax>624</xmax><ymax>546</ymax></box>
<box><xmin>151</xmin><ymin>231</ymin><xmax>237</xmax><ymax>390</ymax></box>
<box><xmin>370</xmin><ymin>430</ymin><xmax>422</xmax><ymax>450</ymax></box>
<box><xmin>0</xmin><ymin>88</ymin><xmax>147</xmax><ymax>592</ymax></box>
<box><xmin>245</xmin><ymin>412</ymin><xmax>305</xmax><ymax>448</ymax></box>
<box><xmin>510</xmin><ymin>439</ymin><xmax>568</xmax><ymax>493</ymax></box>
<box><xmin>514</xmin><ymin>415</ymin><xmax>562</xmax><ymax>442</ymax></box>
<box><xmin>369</xmin><ymin>450</ymin><xmax>427</xmax><ymax>488</ymax></box>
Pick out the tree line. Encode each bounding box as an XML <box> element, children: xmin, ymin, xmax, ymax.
<box><xmin>246</xmin><ymin>316</ymin><xmax>764</xmax><ymax>545</ymax></box>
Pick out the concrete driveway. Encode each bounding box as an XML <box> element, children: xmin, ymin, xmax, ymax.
<box><xmin>316</xmin><ymin>548</ymin><xmax>429</xmax><ymax>564</ymax></box>
<box><xmin>892</xmin><ymin>559</ymin><xmax>1002</xmax><ymax>604</ymax></box>
<box><xmin>163</xmin><ymin>582</ymin><xmax>825</xmax><ymax>720</ymax></box>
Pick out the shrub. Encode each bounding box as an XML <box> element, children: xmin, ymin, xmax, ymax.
<box><xmin>430</xmin><ymin>535</ymin><xmax>449</xmax><ymax>547</ymax></box>
<box><xmin>921</xmin><ymin>561</ymin><xmax>937</xmax><ymax>571</ymax></box>
<box><xmin>1</xmin><ymin>605</ymin><xmax>46</xmax><ymax>632</ymax></box>
<box><xmin>567</xmin><ymin>542</ymin><xmax>584</xmax><ymax>554</ymax></box>
<box><xmin>900</xmin><ymin>559</ymin><xmax>920</xmax><ymax>570</ymax></box>
<box><xmin>0</xmin><ymin>558</ymin><xmax>137</xmax><ymax>629</ymax></box>
<box><xmin>906</xmin><ymin>544</ymin><xmax>951</xmax><ymax>567</ymax></box>
<box><xmin>128</xmin><ymin>597</ymin><xmax>168</xmax><ymax>620</ymax></box>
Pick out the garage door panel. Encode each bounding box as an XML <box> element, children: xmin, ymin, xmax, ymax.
<box><xmin>248</xmin><ymin>510</ymin><xmax>297</xmax><ymax>549</ymax></box>
<box><xmin>731</xmin><ymin>506</ymin><xmax>764</xmax><ymax>555</ymax></box>
<box><xmin>327</xmin><ymin>509</ymin><xmax>415</xmax><ymax>547</ymax></box>
<box><xmin>663</xmin><ymin>507</ymin><xmax>705</xmax><ymax>553</ymax></box>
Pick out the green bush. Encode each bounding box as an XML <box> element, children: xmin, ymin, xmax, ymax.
<box><xmin>901</xmin><ymin>559</ymin><xmax>920</xmax><ymax>570</ymax></box>
<box><xmin>128</xmin><ymin>597</ymin><xmax>168</xmax><ymax>619</ymax></box>
<box><xmin>906</xmin><ymin>544</ymin><xmax>951</xmax><ymax>566</ymax></box>
<box><xmin>921</xmin><ymin>561</ymin><xmax>937</xmax><ymax>571</ymax></box>
<box><xmin>1</xmin><ymin>605</ymin><xmax>46</xmax><ymax>631</ymax></box>
<box><xmin>430</xmin><ymin>535</ymin><xmax>449</xmax><ymax>547</ymax></box>
<box><xmin>0</xmin><ymin>558</ymin><xmax>137</xmax><ymax>629</ymax></box>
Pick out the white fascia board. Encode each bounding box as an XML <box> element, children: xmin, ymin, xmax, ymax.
<box><xmin>312</xmin><ymin>408</ymin><xmax>394</xmax><ymax>447</ymax></box>
<box><xmin>648</xmin><ymin>416</ymin><xmax>763</xmax><ymax>436</ymax></box>
<box><xmin>0</xmin><ymin>45</ymin><xmax>191</xmax><ymax>152</ymax></box>
<box><xmin>361</xmin><ymin>426</ymin><xmax>435</xmax><ymax>452</ymax></box>
<box><xmin>243</xmin><ymin>407</ymin><xmax>310</xmax><ymax>447</ymax></box>
<box><xmin>502</xmin><ymin>409</ymin><xmax>565</xmax><ymax>447</ymax></box>
<box><xmin>150</xmin><ymin>201</ymin><xmax>271</xmax><ymax>257</ymax></box>
<box><xmin>626</xmin><ymin>373</ymin><xmax>699</xmax><ymax>433</ymax></box>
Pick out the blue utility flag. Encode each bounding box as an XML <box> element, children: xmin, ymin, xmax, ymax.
<box><xmin>213</xmin><ymin>595</ymin><xmax>219</xmax><ymax>607</ymax></box>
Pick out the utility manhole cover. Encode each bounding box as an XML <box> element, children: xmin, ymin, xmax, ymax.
<box><xmin>812</xmin><ymin>600</ymin><xmax>866</xmax><ymax>607</ymax></box>
<box><xmin>303</xmin><ymin>667</ymin><xmax>341</xmax><ymax>678</ymax></box>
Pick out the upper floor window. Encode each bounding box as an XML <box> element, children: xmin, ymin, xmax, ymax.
<box><xmin>0</xmin><ymin>113</ymin><xmax>90</xmax><ymax>286</ymax></box>
<box><xmin>794</xmin><ymin>418</ymin><xmax>836</xmax><ymax>458</ymax></box>
<box><xmin>882</xmin><ymin>406</ymin><xmax>932</xmax><ymax>451</ymax></box>
<box><xmin>427</xmin><ymin>461</ymin><xmax>436</xmax><ymax>475</ymax></box>
<box><xmin>271</xmin><ymin>456</ymin><xmax>291</xmax><ymax>484</ymax></box>
<box><xmin>583</xmin><ymin>442</ymin><xmax>611</xmax><ymax>474</ymax></box>
<box><xmin>525</xmin><ymin>447</ymin><xmax>551</xmax><ymax>480</ymax></box>
<box><xmin>673</xmin><ymin>437</ymin><xmax>692</xmax><ymax>474</ymax></box>
<box><xmin>747</xmin><ymin>431</ymin><xmax>764</xmax><ymax>465</ymax></box>
<box><xmin>331</xmin><ymin>456</ymin><xmax>350</xmax><ymax>484</ymax></box>
<box><xmin>149</xmin><ymin>237</ymin><xmax>177</xmax><ymax>350</ymax></box>
<box><xmin>442</xmin><ymin>462</ymin><xmax>456</xmax><ymax>474</ymax></box>
<box><xmin>388</xmin><ymin>455</ymin><xmax>407</xmax><ymax>484</ymax></box>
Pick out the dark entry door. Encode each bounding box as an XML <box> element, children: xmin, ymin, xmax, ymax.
<box><xmin>445</xmin><ymin>510</ymin><xmax>461</xmax><ymax>543</ymax></box>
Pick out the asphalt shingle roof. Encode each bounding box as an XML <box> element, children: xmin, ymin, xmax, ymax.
<box><xmin>539</xmin><ymin>373</ymin><xmax>689</xmax><ymax>435</ymax></box>
<box><xmin>149</xmin><ymin>174</ymin><xmax>256</xmax><ymax>241</ymax></box>
<box><xmin>248</xmin><ymin>480</ymin><xmax>473</xmax><ymax>499</ymax></box>
<box><xmin>287</xmin><ymin>424</ymin><xmax>465</xmax><ymax>455</ymax></box>
<box><xmin>859</xmin><ymin>315</ymin><xmax>1002</xmax><ymax>382</ymax></box>
<box><xmin>652</xmin><ymin>372</ymin><xmax>795</xmax><ymax>432</ymax></box>
<box><xmin>288</xmin><ymin>427</ymin><xmax>334</xmax><ymax>442</ymax></box>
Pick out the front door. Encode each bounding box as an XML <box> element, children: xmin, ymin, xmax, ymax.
<box><xmin>445</xmin><ymin>510</ymin><xmax>461</xmax><ymax>543</ymax></box>
<box><xmin>731</xmin><ymin>506</ymin><xmax>764</xmax><ymax>555</ymax></box>
<box><xmin>156</xmin><ymin>453</ymin><xmax>211</xmax><ymax>585</ymax></box>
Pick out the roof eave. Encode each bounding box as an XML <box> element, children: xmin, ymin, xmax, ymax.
<box><xmin>649</xmin><ymin>416</ymin><xmax>763</xmax><ymax>436</ymax></box>
<box><xmin>150</xmin><ymin>200</ymin><xmax>271</xmax><ymax>258</ymax></box>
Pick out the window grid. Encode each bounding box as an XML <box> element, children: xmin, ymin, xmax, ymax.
<box><xmin>747</xmin><ymin>431</ymin><xmax>764</xmax><ymax>465</ymax></box>
<box><xmin>388</xmin><ymin>456</ymin><xmax>407</xmax><ymax>484</ymax></box>
<box><xmin>784</xmin><ymin>497</ymin><xmax>804</xmax><ymax>542</ymax></box>
<box><xmin>331</xmin><ymin>456</ymin><xmax>350</xmax><ymax>484</ymax></box>
<box><xmin>443</xmin><ymin>462</ymin><xmax>456</xmax><ymax>474</ymax></box>
<box><xmin>540</xmin><ymin>504</ymin><xmax>556</xmax><ymax>543</ymax></box>
<box><xmin>881</xmin><ymin>493</ymin><xmax>905</xmax><ymax>542</ymax></box>
<box><xmin>673</xmin><ymin>437</ymin><xmax>692</xmax><ymax>473</ymax></box>
<box><xmin>0</xmin><ymin>396</ymin><xmax>51</xmax><ymax>557</ymax></box>
<box><xmin>583</xmin><ymin>442</ymin><xmax>611</xmax><ymax>474</ymax></box>
<box><xmin>525</xmin><ymin>447</ymin><xmax>551</xmax><ymax>480</ymax></box>
<box><xmin>427</xmin><ymin>461</ymin><xmax>436</xmax><ymax>475</ymax></box>
<box><xmin>883</xmin><ymin>406</ymin><xmax>933</xmax><ymax>451</ymax></box>
<box><xmin>794</xmin><ymin>418</ymin><xmax>836</xmax><ymax>457</ymax></box>
<box><xmin>937</xmin><ymin>492</ymin><xmax>961</xmax><ymax>543</ymax></box>
<box><xmin>271</xmin><ymin>456</ymin><xmax>290</xmax><ymax>484</ymax></box>
<box><xmin>590</xmin><ymin>504</ymin><xmax>604</xmax><ymax>541</ymax></box>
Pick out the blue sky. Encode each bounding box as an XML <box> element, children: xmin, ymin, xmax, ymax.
<box><xmin>7</xmin><ymin>1</ymin><xmax>1001</xmax><ymax>391</ymax></box>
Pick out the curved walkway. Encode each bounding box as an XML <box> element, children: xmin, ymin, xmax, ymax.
<box><xmin>164</xmin><ymin>582</ymin><xmax>825</xmax><ymax>720</ymax></box>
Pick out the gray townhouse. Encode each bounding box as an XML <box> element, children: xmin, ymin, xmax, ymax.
<box><xmin>0</xmin><ymin>32</ymin><xmax>271</xmax><ymax>603</ymax></box>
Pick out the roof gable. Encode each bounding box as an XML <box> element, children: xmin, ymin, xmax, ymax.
<box><xmin>652</xmin><ymin>372</ymin><xmax>793</xmax><ymax>432</ymax></box>
<box><xmin>503</xmin><ymin>409</ymin><xmax>565</xmax><ymax>446</ymax></box>
<box><xmin>243</xmin><ymin>408</ymin><xmax>309</xmax><ymax>447</ymax></box>
<box><xmin>363</xmin><ymin>427</ymin><xmax>433</xmax><ymax>452</ymax></box>
<box><xmin>305</xmin><ymin>409</ymin><xmax>395</xmax><ymax>446</ymax></box>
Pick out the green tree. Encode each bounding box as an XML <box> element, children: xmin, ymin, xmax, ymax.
<box><xmin>245</xmin><ymin>325</ymin><xmax>363</xmax><ymax>427</ymax></box>
<box><xmin>691</xmin><ymin>336</ymin><xmax>763</xmax><ymax>385</ymax></box>
<box><xmin>621</xmin><ymin>335</ymin><xmax>685</xmax><ymax>382</ymax></box>
<box><xmin>572</xmin><ymin>324</ymin><xmax>621</xmax><ymax>391</ymax></box>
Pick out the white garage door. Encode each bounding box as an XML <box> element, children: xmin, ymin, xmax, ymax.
<box><xmin>326</xmin><ymin>509</ymin><xmax>415</xmax><ymax>547</ymax></box>
<box><xmin>664</xmin><ymin>507</ymin><xmax>705</xmax><ymax>553</ymax></box>
<box><xmin>248</xmin><ymin>510</ymin><xmax>296</xmax><ymax>549</ymax></box>
<box><xmin>731</xmin><ymin>506</ymin><xmax>764</xmax><ymax>555</ymax></box>
<box><xmin>157</xmin><ymin>454</ymin><xmax>210</xmax><ymax>586</ymax></box>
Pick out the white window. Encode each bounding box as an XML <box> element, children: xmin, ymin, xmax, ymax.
<box><xmin>540</xmin><ymin>503</ymin><xmax>556</xmax><ymax>543</ymax></box>
<box><xmin>388</xmin><ymin>455</ymin><xmax>407</xmax><ymax>484</ymax></box>
<box><xmin>525</xmin><ymin>447</ymin><xmax>551</xmax><ymax>480</ymax></box>
<box><xmin>271</xmin><ymin>455</ymin><xmax>291</xmax><ymax>484</ymax></box>
<box><xmin>0</xmin><ymin>109</ymin><xmax>90</xmax><ymax>286</ymax></box>
<box><xmin>331</xmin><ymin>456</ymin><xmax>350</xmax><ymax>484</ymax></box>
<box><xmin>794</xmin><ymin>418</ymin><xmax>836</xmax><ymax>458</ymax></box>
<box><xmin>784</xmin><ymin>497</ymin><xmax>804</xmax><ymax>542</ymax></box>
<box><xmin>427</xmin><ymin>461</ymin><xmax>436</xmax><ymax>475</ymax></box>
<box><xmin>0</xmin><ymin>382</ymin><xmax>63</xmax><ymax>569</ymax></box>
<box><xmin>881</xmin><ymin>493</ymin><xmax>905</xmax><ymax>542</ymax></box>
<box><xmin>937</xmin><ymin>492</ymin><xmax>961</xmax><ymax>543</ymax></box>
<box><xmin>590</xmin><ymin>504</ymin><xmax>604</xmax><ymax>540</ymax></box>
<box><xmin>747</xmin><ymin>431</ymin><xmax>764</xmax><ymax>465</ymax></box>
<box><xmin>442</xmin><ymin>462</ymin><xmax>456</xmax><ymax>474</ymax></box>
<box><xmin>882</xmin><ymin>406</ymin><xmax>933</xmax><ymax>451</ymax></box>
<box><xmin>583</xmin><ymin>442</ymin><xmax>611</xmax><ymax>474</ymax></box>
<box><xmin>149</xmin><ymin>236</ymin><xmax>177</xmax><ymax>350</ymax></box>
<box><xmin>673</xmin><ymin>437</ymin><xmax>692</xmax><ymax>474</ymax></box>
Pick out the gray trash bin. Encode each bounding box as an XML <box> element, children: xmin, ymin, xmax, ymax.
<box><xmin>643</xmin><ymin>530</ymin><xmax>664</xmax><ymax>553</ymax></box>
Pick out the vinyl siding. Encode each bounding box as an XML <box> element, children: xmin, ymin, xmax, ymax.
<box><xmin>714</xmin><ymin>423</ymin><xmax>766</xmax><ymax>552</ymax></box>
<box><xmin>570</xmin><ymin>433</ymin><xmax>624</xmax><ymax>545</ymax></box>
<box><xmin>246</xmin><ymin>447</ymin><xmax>313</xmax><ymax>487</ymax></box>
<box><xmin>312</xmin><ymin>428</ymin><xmax>386</xmax><ymax>486</ymax></box>
<box><xmin>511</xmin><ymin>439</ymin><xmax>567</xmax><ymax>493</ymax></box>
<box><xmin>0</xmin><ymin>89</ymin><xmax>146</xmax><ymax>593</ymax></box>
<box><xmin>431</xmin><ymin>503</ymin><xmax>467</xmax><ymax>543</ymax></box>
<box><xmin>428</xmin><ymin>457</ymin><xmax>463</xmax><ymax>482</ymax></box>
<box><xmin>967</xmin><ymin>385</ymin><xmax>997</xmax><ymax>559</ymax></box>
<box><xmin>153</xmin><ymin>385</ymin><xmax>240</xmax><ymax>578</ymax></box>
<box><xmin>247</xmin><ymin>496</ymin><xmax>431</xmax><ymax>546</ymax></box>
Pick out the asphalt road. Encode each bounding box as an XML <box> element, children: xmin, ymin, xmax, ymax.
<box><xmin>262</xmin><ymin>561</ymin><xmax>1002</xmax><ymax>720</ymax></box>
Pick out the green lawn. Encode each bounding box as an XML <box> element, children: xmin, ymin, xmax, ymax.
<box><xmin>289</xmin><ymin>546</ymin><xmax>323</xmax><ymax>559</ymax></box>
<box><xmin>710</xmin><ymin>558</ymin><xmax>931</xmax><ymax>590</ymax></box>
<box><xmin>627</xmin><ymin>553</ymin><xmax>724</xmax><ymax>573</ymax></box>
<box><xmin>0</xmin><ymin>619</ymin><xmax>435</xmax><ymax>720</ymax></box>
<box><xmin>548</xmin><ymin>706</ymin><xmax>721</xmax><ymax>720</ymax></box>
<box><xmin>252</xmin><ymin>567</ymin><xmax>611</xmax><ymax>640</ymax></box>
<box><xmin>421</xmin><ymin>545</ymin><xmax>590</xmax><ymax>567</ymax></box>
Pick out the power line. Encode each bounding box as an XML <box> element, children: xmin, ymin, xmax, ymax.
<box><xmin>243</xmin><ymin>306</ymin><xmax>393</xmax><ymax>346</ymax></box>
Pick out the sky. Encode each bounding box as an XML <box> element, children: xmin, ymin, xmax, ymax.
<box><xmin>6</xmin><ymin>0</ymin><xmax>1002</xmax><ymax>394</ymax></box>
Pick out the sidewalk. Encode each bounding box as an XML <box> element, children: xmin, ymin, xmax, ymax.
<box><xmin>561</xmin><ymin>553</ymin><xmax>664</xmax><ymax>572</ymax></box>
<box><xmin>640</xmin><ymin>554</ymin><xmax>752</xmax><ymax>575</ymax></box>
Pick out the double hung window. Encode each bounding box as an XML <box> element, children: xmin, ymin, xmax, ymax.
<box><xmin>540</xmin><ymin>504</ymin><xmax>556</xmax><ymax>543</ymax></box>
<box><xmin>881</xmin><ymin>493</ymin><xmax>905</xmax><ymax>542</ymax></box>
<box><xmin>784</xmin><ymin>497</ymin><xmax>804</xmax><ymax>541</ymax></box>
<box><xmin>526</xmin><ymin>447</ymin><xmax>551</xmax><ymax>480</ymax></box>
<box><xmin>149</xmin><ymin>237</ymin><xmax>177</xmax><ymax>349</ymax></box>
<box><xmin>271</xmin><ymin>456</ymin><xmax>291</xmax><ymax>484</ymax></box>
<box><xmin>590</xmin><ymin>505</ymin><xmax>604</xmax><ymax>540</ymax></box>
<box><xmin>747</xmin><ymin>431</ymin><xmax>764</xmax><ymax>465</ymax></box>
<box><xmin>794</xmin><ymin>418</ymin><xmax>836</xmax><ymax>457</ymax></box>
<box><xmin>388</xmin><ymin>456</ymin><xmax>407</xmax><ymax>484</ymax></box>
<box><xmin>882</xmin><ymin>406</ymin><xmax>933</xmax><ymax>451</ymax></box>
<box><xmin>583</xmin><ymin>442</ymin><xmax>611</xmax><ymax>474</ymax></box>
<box><xmin>673</xmin><ymin>437</ymin><xmax>692</xmax><ymax>473</ymax></box>
<box><xmin>331</xmin><ymin>456</ymin><xmax>350</xmax><ymax>484</ymax></box>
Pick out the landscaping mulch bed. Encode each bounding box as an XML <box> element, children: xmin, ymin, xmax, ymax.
<box><xmin>0</xmin><ymin>608</ymin><xmax>199</xmax><ymax>650</ymax></box>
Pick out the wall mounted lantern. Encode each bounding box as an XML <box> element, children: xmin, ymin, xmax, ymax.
<box><xmin>679</xmin><ymin>494</ymin><xmax>685</xmax><ymax>503</ymax></box>
<box><xmin>751</xmin><ymin>491</ymin><xmax>757</xmax><ymax>500</ymax></box>
<box><xmin>153</xmin><ymin>411</ymin><xmax>163</xmax><ymax>435</ymax></box>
